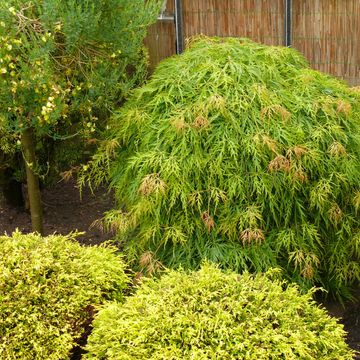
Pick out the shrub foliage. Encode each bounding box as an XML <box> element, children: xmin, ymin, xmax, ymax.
<box><xmin>0</xmin><ymin>232</ymin><xmax>129</xmax><ymax>360</ymax></box>
<box><xmin>83</xmin><ymin>36</ymin><xmax>360</xmax><ymax>295</ymax></box>
<box><xmin>85</xmin><ymin>263</ymin><xmax>354</xmax><ymax>359</ymax></box>
<box><xmin>0</xmin><ymin>0</ymin><xmax>162</xmax><ymax>132</ymax></box>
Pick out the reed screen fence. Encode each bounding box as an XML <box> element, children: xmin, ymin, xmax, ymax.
<box><xmin>145</xmin><ymin>0</ymin><xmax>360</xmax><ymax>86</ymax></box>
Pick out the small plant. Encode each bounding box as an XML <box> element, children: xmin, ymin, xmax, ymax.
<box><xmin>85</xmin><ymin>263</ymin><xmax>354</xmax><ymax>359</ymax></box>
<box><xmin>0</xmin><ymin>0</ymin><xmax>162</xmax><ymax>233</ymax></box>
<box><xmin>82</xmin><ymin>36</ymin><xmax>360</xmax><ymax>297</ymax></box>
<box><xmin>0</xmin><ymin>231</ymin><xmax>129</xmax><ymax>360</ymax></box>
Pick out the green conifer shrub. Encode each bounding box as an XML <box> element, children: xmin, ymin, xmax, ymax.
<box><xmin>85</xmin><ymin>263</ymin><xmax>354</xmax><ymax>359</ymax></box>
<box><xmin>0</xmin><ymin>231</ymin><xmax>129</xmax><ymax>359</ymax></box>
<box><xmin>82</xmin><ymin>36</ymin><xmax>360</xmax><ymax>296</ymax></box>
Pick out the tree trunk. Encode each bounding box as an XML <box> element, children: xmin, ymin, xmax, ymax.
<box><xmin>0</xmin><ymin>167</ymin><xmax>6</xmax><ymax>208</ymax></box>
<box><xmin>21</xmin><ymin>127</ymin><xmax>44</xmax><ymax>234</ymax></box>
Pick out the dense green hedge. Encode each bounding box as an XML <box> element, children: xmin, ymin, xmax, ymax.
<box><xmin>0</xmin><ymin>232</ymin><xmax>129</xmax><ymax>360</ymax></box>
<box><xmin>85</xmin><ymin>263</ymin><xmax>354</xmax><ymax>359</ymax></box>
<box><xmin>82</xmin><ymin>36</ymin><xmax>360</xmax><ymax>296</ymax></box>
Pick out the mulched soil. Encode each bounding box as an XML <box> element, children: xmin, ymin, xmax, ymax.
<box><xmin>0</xmin><ymin>179</ymin><xmax>359</xmax><ymax>358</ymax></box>
<box><xmin>0</xmin><ymin>179</ymin><xmax>114</xmax><ymax>245</ymax></box>
<box><xmin>324</xmin><ymin>289</ymin><xmax>360</xmax><ymax>358</ymax></box>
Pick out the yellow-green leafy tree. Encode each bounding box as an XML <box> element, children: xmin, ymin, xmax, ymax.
<box><xmin>82</xmin><ymin>37</ymin><xmax>360</xmax><ymax>298</ymax></box>
<box><xmin>0</xmin><ymin>0</ymin><xmax>162</xmax><ymax>233</ymax></box>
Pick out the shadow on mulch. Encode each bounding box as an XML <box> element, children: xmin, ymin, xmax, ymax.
<box><xmin>0</xmin><ymin>179</ymin><xmax>114</xmax><ymax>245</ymax></box>
<box><xmin>323</xmin><ymin>288</ymin><xmax>360</xmax><ymax>359</ymax></box>
<box><xmin>0</xmin><ymin>179</ymin><xmax>359</xmax><ymax>357</ymax></box>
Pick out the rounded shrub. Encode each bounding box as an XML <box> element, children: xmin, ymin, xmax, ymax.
<box><xmin>82</xmin><ymin>36</ymin><xmax>360</xmax><ymax>296</ymax></box>
<box><xmin>85</xmin><ymin>263</ymin><xmax>354</xmax><ymax>359</ymax></box>
<box><xmin>0</xmin><ymin>231</ymin><xmax>129</xmax><ymax>360</ymax></box>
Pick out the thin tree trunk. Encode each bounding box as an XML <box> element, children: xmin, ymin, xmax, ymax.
<box><xmin>0</xmin><ymin>166</ymin><xmax>6</xmax><ymax>208</ymax></box>
<box><xmin>21</xmin><ymin>127</ymin><xmax>43</xmax><ymax>234</ymax></box>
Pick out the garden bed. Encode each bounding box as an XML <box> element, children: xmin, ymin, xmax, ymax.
<box><xmin>0</xmin><ymin>179</ymin><xmax>114</xmax><ymax>246</ymax></box>
<box><xmin>0</xmin><ymin>179</ymin><xmax>359</xmax><ymax>357</ymax></box>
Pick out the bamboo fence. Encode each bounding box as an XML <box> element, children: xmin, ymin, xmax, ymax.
<box><xmin>145</xmin><ymin>0</ymin><xmax>360</xmax><ymax>86</ymax></box>
<box><xmin>293</xmin><ymin>0</ymin><xmax>360</xmax><ymax>86</ymax></box>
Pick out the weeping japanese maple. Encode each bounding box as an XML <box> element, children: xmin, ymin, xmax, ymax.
<box><xmin>83</xmin><ymin>36</ymin><xmax>360</xmax><ymax>296</ymax></box>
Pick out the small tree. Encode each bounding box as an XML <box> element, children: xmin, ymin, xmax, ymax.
<box><xmin>82</xmin><ymin>37</ymin><xmax>360</xmax><ymax>297</ymax></box>
<box><xmin>0</xmin><ymin>0</ymin><xmax>162</xmax><ymax>233</ymax></box>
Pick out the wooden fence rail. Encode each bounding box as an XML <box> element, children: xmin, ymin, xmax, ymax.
<box><xmin>145</xmin><ymin>0</ymin><xmax>360</xmax><ymax>86</ymax></box>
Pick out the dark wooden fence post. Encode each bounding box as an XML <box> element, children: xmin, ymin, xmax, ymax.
<box><xmin>285</xmin><ymin>0</ymin><xmax>292</xmax><ymax>47</ymax></box>
<box><xmin>174</xmin><ymin>0</ymin><xmax>184</xmax><ymax>53</ymax></box>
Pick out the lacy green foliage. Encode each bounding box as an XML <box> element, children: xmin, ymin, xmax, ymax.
<box><xmin>0</xmin><ymin>0</ymin><xmax>161</xmax><ymax>178</ymax></box>
<box><xmin>0</xmin><ymin>231</ymin><xmax>129</xmax><ymax>360</ymax></box>
<box><xmin>82</xmin><ymin>36</ymin><xmax>360</xmax><ymax>296</ymax></box>
<box><xmin>85</xmin><ymin>263</ymin><xmax>354</xmax><ymax>359</ymax></box>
